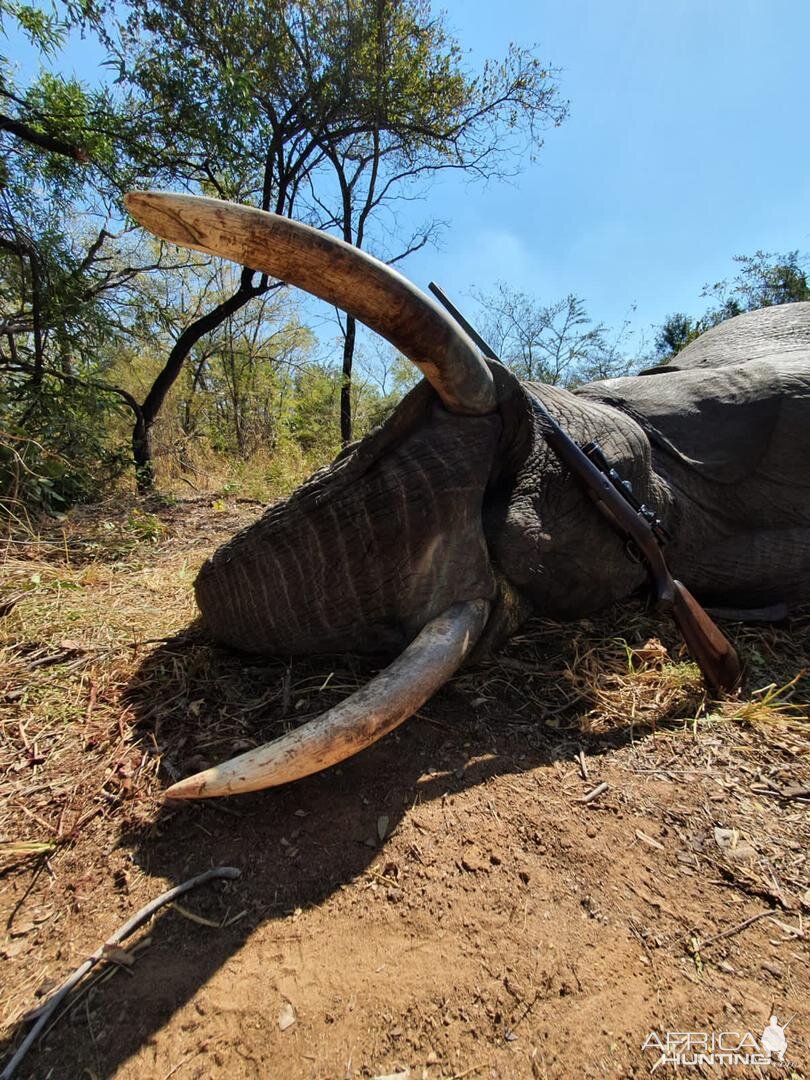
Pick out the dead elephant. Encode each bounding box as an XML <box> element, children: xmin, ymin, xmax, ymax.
<box><xmin>125</xmin><ymin>192</ymin><xmax>810</xmax><ymax>798</ymax></box>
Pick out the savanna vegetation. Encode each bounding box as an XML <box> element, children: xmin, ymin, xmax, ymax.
<box><xmin>2</xmin><ymin>0</ymin><xmax>568</xmax><ymax>516</ymax></box>
<box><xmin>2</xmin><ymin>0</ymin><xmax>808</xmax><ymax>524</ymax></box>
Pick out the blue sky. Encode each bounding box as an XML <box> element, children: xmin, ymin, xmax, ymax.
<box><xmin>8</xmin><ymin>0</ymin><xmax>810</xmax><ymax>352</ymax></box>
<box><xmin>404</xmin><ymin>0</ymin><xmax>810</xmax><ymax>348</ymax></box>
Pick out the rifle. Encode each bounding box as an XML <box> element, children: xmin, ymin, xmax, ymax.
<box><xmin>429</xmin><ymin>281</ymin><xmax>741</xmax><ymax>693</ymax></box>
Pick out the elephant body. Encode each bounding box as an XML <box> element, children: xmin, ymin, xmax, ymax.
<box><xmin>197</xmin><ymin>302</ymin><xmax>810</xmax><ymax>656</ymax></box>
<box><xmin>578</xmin><ymin>356</ymin><xmax>810</xmax><ymax>612</ymax></box>
<box><xmin>125</xmin><ymin>192</ymin><xmax>810</xmax><ymax>795</ymax></box>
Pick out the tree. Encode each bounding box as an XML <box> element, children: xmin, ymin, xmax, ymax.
<box><xmin>110</xmin><ymin>0</ymin><xmax>567</xmax><ymax>472</ymax></box>
<box><xmin>654</xmin><ymin>312</ymin><xmax>700</xmax><ymax>360</ymax></box>
<box><xmin>0</xmin><ymin>0</ymin><xmax>191</xmax><ymax>508</ymax></box>
<box><xmin>474</xmin><ymin>283</ymin><xmax>633</xmax><ymax>387</ymax></box>
<box><xmin>171</xmin><ymin>267</ymin><xmax>316</xmax><ymax>459</ymax></box>
<box><xmin>704</xmin><ymin>249</ymin><xmax>810</xmax><ymax>311</ymax></box>
<box><xmin>1</xmin><ymin>0</ymin><xmax>97</xmax><ymax>163</ymax></box>
<box><xmin>655</xmin><ymin>249</ymin><xmax>810</xmax><ymax>360</ymax></box>
<box><xmin>2</xmin><ymin>0</ymin><xmax>569</xmax><ymax>507</ymax></box>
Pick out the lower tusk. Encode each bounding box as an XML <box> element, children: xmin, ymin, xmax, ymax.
<box><xmin>165</xmin><ymin>599</ymin><xmax>490</xmax><ymax>799</ymax></box>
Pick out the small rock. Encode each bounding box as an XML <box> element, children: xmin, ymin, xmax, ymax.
<box><xmin>1</xmin><ymin>940</ymin><xmax>27</xmax><ymax>959</ymax></box>
<box><xmin>713</xmin><ymin>826</ymin><xmax>756</xmax><ymax>861</ymax></box>
<box><xmin>713</xmin><ymin>827</ymin><xmax>736</xmax><ymax>849</ymax></box>
<box><xmin>726</xmin><ymin>843</ymin><xmax>758</xmax><ymax>862</ymax></box>
<box><xmin>460</xmin><ymin>847</ymin><xmax>488</xmax><ymax>873</ymax></box>
<box><xmin>9</xmin><ymin>921</ymin><xmax>35</xmax><ymax>938</ymax></box>
<box><xmin>278</xmin><ymin>1002</ymin><xmax>297</xmax><ymax>1031</ymax></box>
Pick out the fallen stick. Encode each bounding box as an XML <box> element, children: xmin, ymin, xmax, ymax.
<box><xmin>576</xmin><ymin>748</ymin><xmax>589</xmax><ymax>782</ymax></box>
<box><xmin>578</xmin><ymin>781</ymin><xmax>608</xmax><ymax>804</ymax></box>
<box><xmin>698</xmin><ymin>908</ymin><xmax>776</xmax><ymax>948</ymax></box>
<box><xmin>26</xmin><ymin>937</ymin><xmax>153</xmax><ymax>1027</ymax></box>
<box><xmin>1</xmin><ymin>866</ymin><xmax>241</xmax><ymax>1080</ymax></box>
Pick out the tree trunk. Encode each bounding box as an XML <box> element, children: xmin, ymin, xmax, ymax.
<box><xmin>133</xmin><ymin>268</ymin><xmax>268</xmax><ymax>493</ymax></box>
<box><xmin>340</xmin><ymin>314</ymin><xmax>356</xmax><ymax>445</ymax></box>
<box><xmin>132</xmin><ymin>411</ymin><xmax>154</xmax><ymax>492</ymax></box>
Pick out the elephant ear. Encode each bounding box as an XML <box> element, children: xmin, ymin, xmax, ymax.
<box><xmin>577</xmin><ymin>358</ymin><xmax>809</xmax><ymax>487</ymax></box>
<box><xmin>303</xmin><ymin>377</ymin><xmax>439</xmax><ymax>494</ymax></box>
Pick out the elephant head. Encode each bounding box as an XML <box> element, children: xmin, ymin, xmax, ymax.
<box><xmin>125</xmin><ymin>193</ymin><xmax>652</xmax><ymax>798</ymax></box>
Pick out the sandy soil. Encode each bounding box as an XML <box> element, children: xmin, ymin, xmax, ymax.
<box><xmin>1</xmin><ymin>497</ymin><xmax>807</xmax><ymax>1079</ymax></box>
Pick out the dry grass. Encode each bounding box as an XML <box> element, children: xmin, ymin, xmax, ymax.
<box><xmin>1</xmin><ymin>495</ymin><xmax>808</xmax><ymax>875</ymax></box>
<box><xmin>0</xmin><ymin>498</ymin><xmax>219</xmax><ymax>869</ymax></box>
<box><xmin>565</xmin><ymin>637</ymin><xmax>705</xmax><ymax>735</ymax></box>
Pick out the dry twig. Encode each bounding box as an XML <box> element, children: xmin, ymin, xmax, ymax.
<box><xmin>578</xmin><ymin>781</ymin><xmax>608</xmax><ymax>804</ymax></box>
<box><xmin>699</xmin><ymin>909</ymin><xmax>777</xmax><ymax>949</ymax></box>
<box><xmin>0</xmin><ymin>866</ymin><xmax>241</xmax><ymax>1080</ymax></box>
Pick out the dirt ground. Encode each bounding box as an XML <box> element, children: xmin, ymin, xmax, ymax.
<box><xmin>1</xmin><ymin>496</ymin><xmax>808</xmax><ymax>1079</ymax></box>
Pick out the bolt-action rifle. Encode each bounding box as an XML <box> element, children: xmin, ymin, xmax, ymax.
<box><xmin>429</xmin><ymin>281</ymin><xmax>741</xmax><ymax>693</ymax></box>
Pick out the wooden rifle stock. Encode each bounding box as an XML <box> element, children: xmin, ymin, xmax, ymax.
<box><xmin>428</xmin><ymin>280</ymin><xmax>742</xmax><ymax>695</ymax></box>
<box><xmin>669</xmin><ymin>580</ymin><xmax>742</xmax><ymax>693</ymax></box>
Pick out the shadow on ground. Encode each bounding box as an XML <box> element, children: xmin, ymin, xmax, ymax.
<box><xmin>6</xmin><ymin>623</ymin><xmax>639</xmax><ymax>1078</ymax></box>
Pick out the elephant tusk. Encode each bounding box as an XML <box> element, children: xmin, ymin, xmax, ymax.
<box><xmin>124</xmin><ymin>191</ymin><xmax>496</xmax><ymax>417</ymax></box>
<box><xmin>164</xmin><ymin>599</ymin><xmax>490</xmax><ymax>799</ymax></box>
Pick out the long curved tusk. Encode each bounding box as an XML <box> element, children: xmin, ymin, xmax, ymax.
<box><xmin>165</xmin><ymin>599</ymin><xmax>490</xmax><ymax>799</ymax></box>
<box><xmin>124</xmin><ymin>191</ymin><xmax>496</xmax><ymax>416</ymax></box>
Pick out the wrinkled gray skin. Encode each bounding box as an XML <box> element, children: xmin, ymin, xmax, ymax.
<box><xmin>196</xmin><ymin>302</ymin><xmax>810</xmax><ymax>657</ymax></box>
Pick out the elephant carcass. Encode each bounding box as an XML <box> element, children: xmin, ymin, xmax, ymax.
<box><xmin>125</xmin><ymin>193</ymin><xmax>810</xmax><ymax>798</ymax></box>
